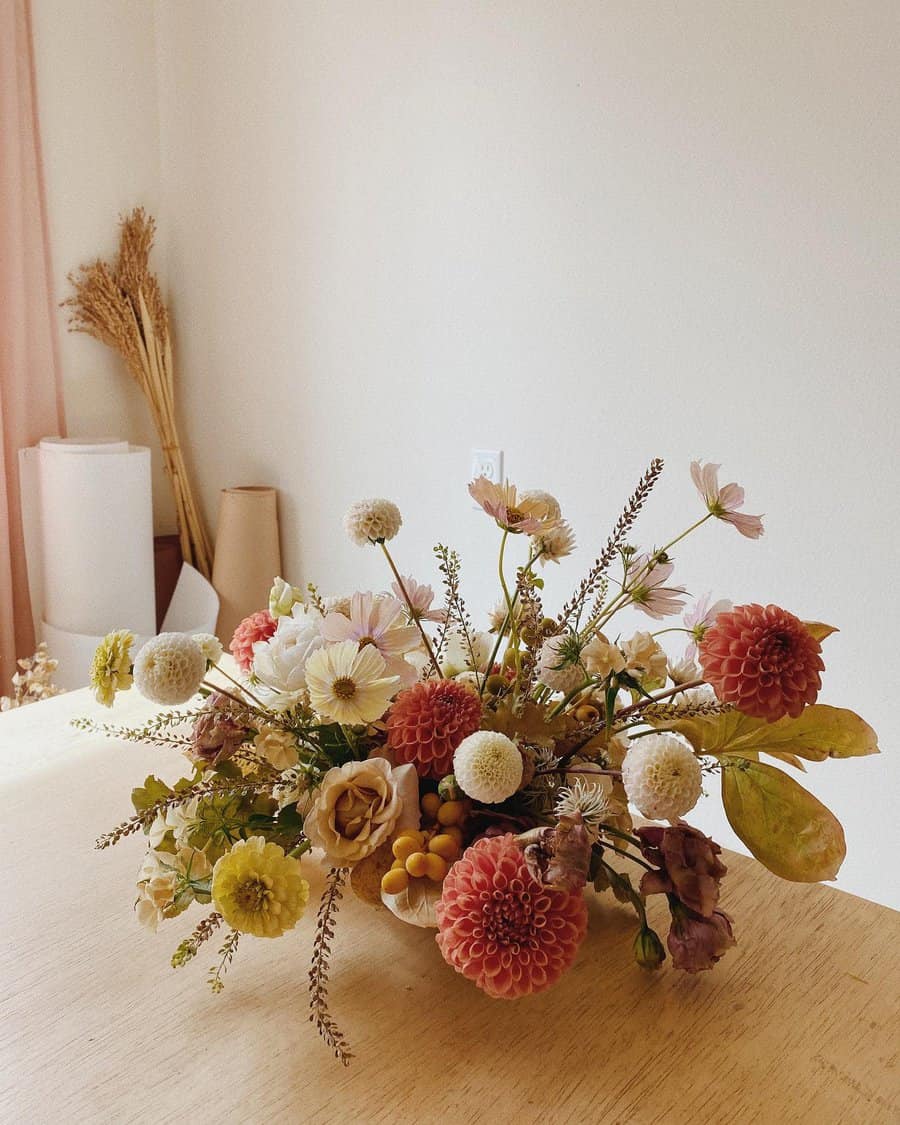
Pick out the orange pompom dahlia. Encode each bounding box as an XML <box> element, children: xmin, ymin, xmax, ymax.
<box><xmin>436</xmin><ymin>834</ymin><xmax>588</xmax><ymax>999</ymax></box>
<box><xmin>698</xmin><ymin>603</ymin><xmax>824</xmax><ymax>722</ymax></box>
<box><xmin>386</xmin><ymin>679</ymin><xmax>482</xmax><ymax>779</ymax></box>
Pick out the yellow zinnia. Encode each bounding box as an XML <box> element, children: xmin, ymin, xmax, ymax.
<box><xmin>211</xmin><ymin>837</ymin><xmax>309</xmax><ymax>938</ymax></box>
<box><xmin>90</xmin><ymin>629</ymin><xmax>135</xmax><ymax>707</ymax></box>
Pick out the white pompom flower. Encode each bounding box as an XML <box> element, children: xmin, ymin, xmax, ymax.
<box><xmin>133</xmin><ymin>633</ymin><xmax>206</xmax><ymax>705</ymax></box>
<box><xmin>193</xmin><ymin>633</ymin><xmax>223</xmax><ymax>666</ymax></box>
<box><xmin>343</xmin><ymin>498</ymin><xmax>402</xmax><ymax>546</ymax></box>
<box><xmin>453</xmin><ymin>731</ymin><xmax>524</xmax><ymax>804</ymax></box>
<box><xmin>537</xmin><ymin>635</ymin><xmax>586</xmax><ymax>695</ymax></box>
<box><xmin>621</xmin><ymin>733</ymin><xmax>702</xmax><ymax>821</ymax></box>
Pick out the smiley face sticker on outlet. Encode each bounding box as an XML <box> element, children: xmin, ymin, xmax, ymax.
<box><xmin>471</xmin><ymin>449</ymin><xmax>503</xmax><ymax>504</ymax></box>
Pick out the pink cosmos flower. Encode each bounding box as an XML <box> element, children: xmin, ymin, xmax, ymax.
<box><xmin>321</xmin><ymin>591</ymin><xmax>420</xmax><ymax>687</ymax></box>
<box><xmin>468</xmin><ymin>477</ymin><xmax>553</xmax><ymax>535</ymax></box>
<box><xmin>628</xmin><ymin>554</ymin><xmax>688</xmax><ymax>620</ymax></box>
<box><xmin>683</xmin><ymin>593</ymin><xmax>733</xmax><ymax>659</ymax></box>
<box><xmin>391</xmin><ymin>575</ymin><xmax>447</xmax><ymax>624</ymax></box>
<box><xmin>690</xmin><ymin>461</ymin><xmax>764</xmax><ymax>539</ymax></box>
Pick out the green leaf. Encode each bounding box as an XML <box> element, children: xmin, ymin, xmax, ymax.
<box><xmin>721</xmin><ymin>759</ymin><xmax>846</xmax><ymax>882</ymax></box>
<box><xmin>804</xmin><ymin>621</ymin><xmax>839</xmax><ymax>642</ymax></box>
<box><xmin>657</xmin><ymin>704</ymin><xmax>879</xmax><ymax>763</ymax></box>
<box><xmin>131</xmin><ymin>774</ymin><xmax>173</xmax><ymax>814</ymax></box>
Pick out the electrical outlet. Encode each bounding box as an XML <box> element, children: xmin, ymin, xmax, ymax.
<box><xmin>471</xmin><ymin>449</ymin><xmax>503</xmax><ymax>504</ymax></box>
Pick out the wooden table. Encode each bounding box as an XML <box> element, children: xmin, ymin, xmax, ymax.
<box><xmin>1</xmin><ymin>689</ymin><xmax>898</xmax><ymax>1124</ymax></box>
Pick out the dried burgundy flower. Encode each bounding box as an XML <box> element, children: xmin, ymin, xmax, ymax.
<box><xmin>189</xmin><ymin>693</ymin><xmax>249</xmax><ymax>766</ymax></box>
<box><xmin>698</xmin><ymin>603</ymin><xmax>824</xmax><ymax>722</ymax></box>
<box><xmin>636</xmin><ymin>823</ymin><xmax>727</xmax><ymax>917</ymax></box>
<box><xmin>518</xmin><ymin>814</ymin><xmax>592</xmax><ymax>893</ymax></box>
<box><xmin>666</xmin><ymin>901</ymin><xmax>736</xmax><ymax>973</ymax></box>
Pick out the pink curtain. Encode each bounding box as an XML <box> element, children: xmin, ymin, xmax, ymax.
<box><xmin>0</xmin><ymin>0</ymin><xmax>65</xmax><ymax>687</ymax></box>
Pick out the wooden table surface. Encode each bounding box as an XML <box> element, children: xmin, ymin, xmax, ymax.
<box><xmin>0</xmin><ymin>689</ymin><xmax>897</xmax><ymax>1124</ymax></box>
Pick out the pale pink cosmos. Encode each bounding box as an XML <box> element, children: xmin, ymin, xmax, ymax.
<box><xmin>321</xmin><ymin>592</ymin><xmax>420</xmax><ymax>687</ymax></box>
<box><xmin>683</xmin><ymin>593</ymin><xmax>733</xmax><ymax>659</ymax></box>
<box><xmin>627</xmin><ymin>554</ymin><xmax>688</xmax><ymax>620</ymax></box>
<box><xmin>468</xmin><ymin>477</ymin><xmax>553</xmax><ymax>535</ymax></box>
<box><xmin>391</xmin><ymin>575</ymin><xmax>447</xmax><ymax>624</ymax></box>
<box><xmin>690</xmin><ymin>461</ymin><xmax>764</xmax><ymax>539</ymax></box>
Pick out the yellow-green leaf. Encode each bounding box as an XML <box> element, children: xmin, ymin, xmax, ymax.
<box><xmin>721</xmin><ymin>759</ymin><xmax>846</xmax><ymax>882</ymax></box>
<box><xmin>804</xmin><ymin>621</ymin><xmax>839</xmax><ymax>642</ymax></box>
<box><xmin>657</xmin><ymin>704</ymin><xmax>878</xmax><ymax>763</ymax></box>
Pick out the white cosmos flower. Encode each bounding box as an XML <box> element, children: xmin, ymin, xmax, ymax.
<box><xmin>304</xmin><ymin>640</ymin><xmax>400</xmax><ymax>725</ymax></box>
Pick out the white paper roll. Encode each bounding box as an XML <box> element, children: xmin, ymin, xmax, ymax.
<box><xmin>34</xmin><ymin>438</ymin><xmax>156</xmax><ymax>638</ymax></box>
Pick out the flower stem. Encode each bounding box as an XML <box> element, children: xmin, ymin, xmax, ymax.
<box><xmin>613</xmin><ymin>679</ymin><xmax>705</xmax><ymax>724</ymax></box>
<box><xmin>378</xmin><ymin>542</ymin><xmax>443</xmax><ymax>678</ymax></box>
<box><xmin>209</xmin><ymin>661</ymin><xmax>268</xmax><ymax>708</ymax></box>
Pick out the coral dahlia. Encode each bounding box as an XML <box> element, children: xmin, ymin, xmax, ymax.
<box><xmin>699</xmin><ymin>603</ymin><xmax>824</xmax><ymax>722</ymax></box>
<box><xmin>386</xmin><ymin>679</ymin><xmax>482</xmax><ymax>779</ymax></box>
<box><xmin>230</xmin><ymin>610</ymin><xmax>277</xmax><ymax>672</ymax></box>
<box><xmin>435</xmin><ymin>834</ymin><xmax>588</xmax><ymax>999</ymax></box>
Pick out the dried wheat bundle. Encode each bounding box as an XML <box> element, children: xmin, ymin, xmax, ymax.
<box><xmin>63</xmin><ymin>208</ymin><xmax>213</xmax><ymax>577</ymax></box>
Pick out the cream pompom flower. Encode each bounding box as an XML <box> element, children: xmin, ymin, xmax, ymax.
<box><xmin>193</xmin><ymin>633</ymin><xmax>223</xmax><ymax>665</ymax></box>
<box><xmin>90</xmin><ymin>629</ymin><xmax>135</xmax><ymax>707</ymax></box>
<box><xmin>304</xmin><ymin>639</ymin><xmax>400</xmax><ymax>724</ymax></box>
<box><xmin>454</xmin><ymin>731</ymin><xmax>524</xmax><ymax>804</ymax></box>
<box><xmin>133</xmin><ymin>633</ymin><xmax>206</xmax><ymax>705</ymax></box>
<box><xmin>211</xmin><ymin>836</ymin><xmax>309</xmax><ymax>938</ymax></box>
<box><xmin>621</xmin><ymin>733</ymin><xmax>702</xmax><ymax>821</ymax></box>
<box><xmin>537</xmin><ymin>635</ymin><xmax>586</xmax><ymax>694</ymax></box>
<box><xmin>343</xmin><ymin>498</ymin><xmax>402</xmax><ymax>546</ymax></box>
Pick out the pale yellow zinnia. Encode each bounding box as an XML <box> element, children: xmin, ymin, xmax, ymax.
<box><xmin>90</xmin><ymin>629</ymin><xmax>135</xmax><ymax>707</ymax></box>
<box><xmin>211</xmin><ymin>836</ymin><xmax>309</xmax><ymax>938</ymax></box>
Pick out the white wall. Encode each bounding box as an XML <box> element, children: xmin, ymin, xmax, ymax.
<box><xmin>36</xmin><ymin>2</ymin><xmax>900</xmax><ymax>906</ymax></box>
<box><xmin>31</xmin><ymin>0</ymin><xmax>175</xmax><ymax>532</ymax></box>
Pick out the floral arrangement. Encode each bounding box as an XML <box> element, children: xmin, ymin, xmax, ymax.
<box><xmin>83</xmin><ymin>460</ymin><xmax>878</xmax><ymax>1064</ymax></box>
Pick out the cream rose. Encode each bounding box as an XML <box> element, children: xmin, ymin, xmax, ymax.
<box><xmin>303</xmin><ymin>757</ymin><xmax>419</xmax><ymax>865</ymax></box>
<box><xmin>622</xmin><ymin>631</ymin><xmax>668</xmax><ymax>687</ymax></box>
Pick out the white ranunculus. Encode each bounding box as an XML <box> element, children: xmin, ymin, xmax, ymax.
<box><xmin>251</xmin><ymin>605</ymin><xmax>323</xmax><ymax>694</ymax></box>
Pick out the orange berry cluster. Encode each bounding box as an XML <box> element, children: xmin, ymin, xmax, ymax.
<box><xmin>380</xmin><ymin>792</ymin><xmax>469</xmax><ymax>897</ymax></box>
